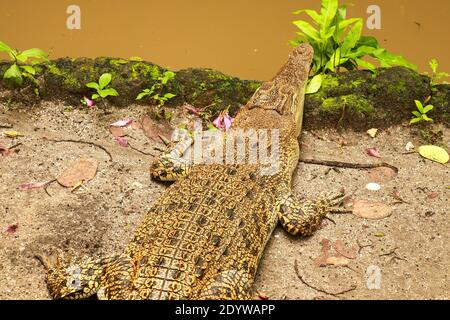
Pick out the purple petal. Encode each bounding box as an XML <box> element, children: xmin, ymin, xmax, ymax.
<box><xmin>83</xmin><ymin>97</ymin><xmax>95</xmax><ymax>107</ymax></box>
<box><xmin>183</xmin><ymin>104</ymin><xmax>203</xmax><ymax>115</ymax></box>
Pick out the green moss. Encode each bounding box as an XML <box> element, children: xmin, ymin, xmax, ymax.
<box><xmin>387</xmin><ymin>80</ymin><xmax>407</xmax><ymax>94</ymax></box>
<box><xmin>321</xmin><ymin>94</ymin><xmax>374</xmax><ymax>114</ymax></box>
<box><xmin>130</xmin><ymin>62</ymin><xmax>158</xmax><ymax>80</ymax></box>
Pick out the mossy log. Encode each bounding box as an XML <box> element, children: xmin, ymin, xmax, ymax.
<box><xmin>0</xmin><ymin>58</ymin><xmax>449</xmax><ymax>129</ymax></box>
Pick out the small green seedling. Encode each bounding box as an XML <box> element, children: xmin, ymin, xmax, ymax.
<box><xmin>428</xmin><ymin>58</ymin><xmax>449</xmax><ymax>85</ymax></box>
<box><xmin>410</xmin><ymin>99</ymin><xmax>434</xmax><ymax>124</ymax></box>
<box><xmin>86</xmin><ymin>73</ymin><xmax>119</xmax><ymax>100</ymax></box>
<box><xmin>0</xmin><ymin>40</ymin><xmax>48</xmax><ymax>85</ymax></box>
<box><xmin>136</xmin><ymin>71</ymin><xmax>176</xmax><ymax>106</ymax></box>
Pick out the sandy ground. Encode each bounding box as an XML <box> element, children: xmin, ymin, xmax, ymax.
<box><xmin>0</xmin><ymin>101</ymin><xmax>449</xmax><ymax>300</ymax></box>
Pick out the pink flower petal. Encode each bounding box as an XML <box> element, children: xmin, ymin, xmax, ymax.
<box><xmin>223</xmin><ymin>114</ymin><xmax>233</xmax><ymax>131</ymax></box>
<box><xmin>115</xmin><ymin>136</ymin><xmax>129</xmax><ymax>148</ymax></box>
<box><xmin>110</xmin><ymin>119</ymin><xmax>133</xmax><ymax>127</ymax></box>
<box><xmin>213</xmin><ymin>113</ymin><xmax>224</xmax><ymax>129</ymax></box>
<box><xmin>18</xmin><ymin>182</ymin><xmax>48</xmax><ymax>190</ymax></box>
<box><xmin>83</xmin><ymin>97</ymin><xmax>95</xmax><ymax>107</ymax></box>
<box><xmin>367</xmin><ymin>148</ymin><xmax>381</xmax><ymax>158</ymax></box>
<box><xmin>183</xmin><ymin>104</ymin><xmax>203</xmax><ymax>115</ymax></box>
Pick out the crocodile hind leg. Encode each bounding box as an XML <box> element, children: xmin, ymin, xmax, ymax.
<box><xmin>277</xmin><ymin>190</ymin><xmax>346</xmax><ymax>236</ymax></box>
<box><xmin>36</xmin><ymin>250</ymin><xmax>134</xmax><ymax>300</ymax></box>
<box><xmin>150</xmin><ymin>135</ymin><xmax>194</xmax><ymax>181</ymax></box>
<box><xmin>197</xmin><ymin>270</ymin><xmax>253</xmax><ymax>300</ymax></box>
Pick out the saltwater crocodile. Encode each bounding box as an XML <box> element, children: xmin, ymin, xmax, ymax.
<box><xmin>37</xmin><ymin>44</ymin><xmax>346</xmax><ymax>299</ymax></box>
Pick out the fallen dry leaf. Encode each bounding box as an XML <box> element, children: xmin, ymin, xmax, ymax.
<box><xmin>332</xmin><ymin>240</ymin><xmax>358</xmax><ymax>259</ymax></box>
<box><xmin>368</xmin><ymin>167</ymin><xmax>398</xmax><ymax>183</ymax></box>
<box><xmin>353</xmin><ymin>200</ymin><xmax>393</xmax><ymax>220</ymax></box>
<box><xmin>140</xmin><ymin>115</ymin><xmax>172</xmax><ymax>142</ymax></box>
<box><xmin>109</xmin><ymin>126</ymin><xmax>125</xmax><ymax>138</ymax></box>
<box><xmin>3</xmin><ymin>131</ymin><xmax>24</xmax><ymax>138</ymax></box>
<box><xmin>427</xmin><ymin>192</ymin><xmax>439</xmax><ymax>199</ymax></box>
<box><xmin>367</xmin><ymin>128</ymin><xmax>378</xmax><ymax>138</ymax></box>
<box><xmin>325</xmin><ymin>256</ymin><xmax>350</xmax><ymax>266</ymax></box>
<box><xmin>0</xmin><ymin>144</ymin><xmax>16</xmax><ymax>156</ymax></box>
<box><xmin>417</xmin><ymin>145</ymin><xmax>449</xmax><ymax>164</ymax></box>
<box><xmin>57</xmin><ymin>158</ymin><xmax>98</xmax><ymax>188</ymax></box>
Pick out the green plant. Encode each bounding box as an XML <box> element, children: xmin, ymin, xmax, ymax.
<box><xmin>291</xmin><ymin>0</ymin><xmax>416</xmax><ymax>78</ymax></box>
<box><xmin>136</xmin><ymin>70</ymin><xmax>176</xmax><ymax>106</ymax></box>
<box><xmin>426</xmin><ymin>58</ymin><xmax>449</xmax><ymax>85</ymax></box>
<box><xmin>0</xmin><ymin>40</ymin><xmax>48</xmax><ymax>85</ymax></box>
<box><xmin>410</xmin><ymin>99</ymin><xmax>434</xmax><ymax>124</ymax></box>
<box><xmin>86</xmin><ymin>73</ymin><xmax>119</xmax><ymax>100</ymax></box>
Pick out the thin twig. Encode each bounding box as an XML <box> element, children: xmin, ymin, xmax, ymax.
<box><xmin>300</xmin><ymin>158</ymin><xmax>398</xmax><ymax>173</ymax></box>
<box><xmin>47</xmin><ymin>139</ymin><xmax>113</xmax><ymax>161</ymax></box>
<box><xmin>43</xmin><ymin>179</ymin><xmax>57</xmax><ymax>197</ymax></box>
<box><xmin>129</xmin><ymin>143</ymin><xmax>157</xmax><ymax>157</ymax></box>
<box><xmin>294</xmin><ymin>259</ymin><xmax>357</xmax><ymax>297</ymax></box>
<box><xmin>9</xmin><ymin>142</ymin><xmax>22</xmax><ymax>150</ymax></box>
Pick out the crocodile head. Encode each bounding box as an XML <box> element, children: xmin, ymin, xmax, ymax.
<box><xmin>246</xmin><ymin>44</ymin><xmax>314</xmax><ymax>136</ymax></box>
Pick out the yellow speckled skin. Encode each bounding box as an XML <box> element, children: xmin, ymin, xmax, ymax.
<box><xmin>38</xmin><ymin>44</ymin><xmax>345</xmax><ymax>300</ymax></box>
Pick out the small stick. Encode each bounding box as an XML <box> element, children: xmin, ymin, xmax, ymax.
<box><xmin>300</xmin><ymin>158</ymin><xmax>398</xmax><ymax>173</ymax></box>
<box><xmin>47</xmin><ymin>139</ymin><xmax>113</xmax><ymax>161</ymax></box>
<box><xmin>129</xmin><ymin>143</ymin><xmax>157</xmax><ymax>157</ymax></box>
<box><xmin>294</xmin><ymin>260</ymin><xmax>357</xmax><ymax>297</ymax></box>
<box><xmin>43</xmin><ymin>179</ymin><xmax>57</xmax><ymax>197</ymax></box>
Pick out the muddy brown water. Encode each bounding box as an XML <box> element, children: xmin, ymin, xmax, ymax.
<box><xmin>1</xmin><ymin>0</ymin><xmax>450</xmax><ymax>80</ymax></box>
<box><xmin>0</xmin><ymin>102</ymin><xmax>449</xmax><ymax>299</ymax></box>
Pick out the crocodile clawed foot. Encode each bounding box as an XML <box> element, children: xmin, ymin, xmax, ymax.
<box><xmin>323</xmin><ymin>189</ymin><xmax>353</xmax><ymax>214</ymax></box>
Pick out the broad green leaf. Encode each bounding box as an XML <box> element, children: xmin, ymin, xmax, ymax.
<box><xmin>414</xmin><ymin>100</ymin><xmax>424</xmax><ymax>113</ymax></box>
<box><xmin>306</xmin><ymin>74</ymin><xmax>323</xmax><ymax>94</ymax></box>
<box><xmin>325</xmin><ymin>48</ymin><xmax>342</xmax><ymax>72</ymax></box>
<box><xmin>99</xmin><ymin>88</ymin><xmax>119</xmax><ymax>98</ymax></box>
<box><xmin>92</xmin><ymin>93</ymin><xmax>100</xmax><ymax>100</ymax></box>
<box><xmin>320</xmin><ymin>0</ymin><xmax>339</xmax><ymax>29</ymax></box>
<box><xmin>295</xmin><ymin>9</ymin><xmax>322</xmax><ymax>25</ymax></box>
<box><xmin>376</xmin><ymin>51</ymin><xmax>417</xmax><ymax>69</ymax></box>
<box><xmin>86</xmin><ymin>82</ymin><xmax>100</xmax><ymax>90</ymax></box>
<box><xmin>412</xmin><ymin>111</ymin><xmax>422</xmax><ymax>117</ymax></box>
<box><xmin>409</xmin><ymin>118</ymin><xmax>422</xmax><ymax>124</ymax></box>
<box><xmin>164</xmin><ymin>93</ymin><xmax>176</xmax><ymax>99</ymax></box>
<box><xmin>320</xmin><ymin>25</ymin><xmax>336</xmax><ymax>40</ymax></box>
<box><xmin>0</xmin><ymin>41</ymin><xmax>12</xmax><ymax>53</ymax></box>
<box><xmin>337</xmin><ymin>5</ymin><xmax>347</xmax><ymax>20</ymax></box>
<box><xmin>417</xmin><ymin>145</ymin><xmax>449</xmax><ymax>164</ymax></box>
<box><xmin>422</xmin><ymin>104</ymin><xmax>434</xmax><ymax>113</ymax></box>
<box><xmin>99</xmin><ymin>73</ymin><xmax>112</xmax><ymax>90</ymax></box>
<box><xmin>136</xmin><ymin>92</ymin><xmax>149</xmax><ymax>100</ymax></box>
<box><xmin>341</xmin><ymin>19</ymin><xmax>362</xmax><ymax>55</ymax></box>
<box><xmin>355</xmin><ymin>58</ymin><xmax>375</xmax><ymax>71</ymax></box>
<box><xmin>346</xmin><ymin>45</ymin><xmax>381</xmax><ymax>59</ymax></box>
<box><xmin>336</xmin><ymin>18</ymin><xmax>359</xmax><ymax>36</ymax></box>
<box><xmin>4</xmin><ymin>64</ymin><xmax>23</xmax><ymax>84</ymax></box>
<box><xmin>21</xmin><ymin>65</ymin><xmax>36</xmax><ymax>75</ymax></box>
<box><xmin>293</xmin><ymin>21</ymin><xmax>321</xmax><ymax>42</ymax></box>
<box><xmin>357</xmin><ymin>36</ymin><xmax>379</xmax><ymax>48</ymax></box>
<box><xmin>422</xmin><ymin>114</ymin><xmax>433</xmax><ymax>122</ymax></box>
<box><xmin>16</xmin><ymin>48</ymin><xmax>48</xmax><ymax>62</ymax></box>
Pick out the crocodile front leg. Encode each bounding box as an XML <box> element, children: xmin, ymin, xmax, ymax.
<box><xmin>277</xmin><ymin>191</ymin><xmax>347</xmax><ymax>236</ymax></box>
<box><xmin>197</xmin><ymin>270</ymin><xmax>253</xmax><ymax>300</ymax></box>
<box><xmin>150</xmin><ymin>135</ymin><xmax>194</xmax><ymax>181</ymax></box>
